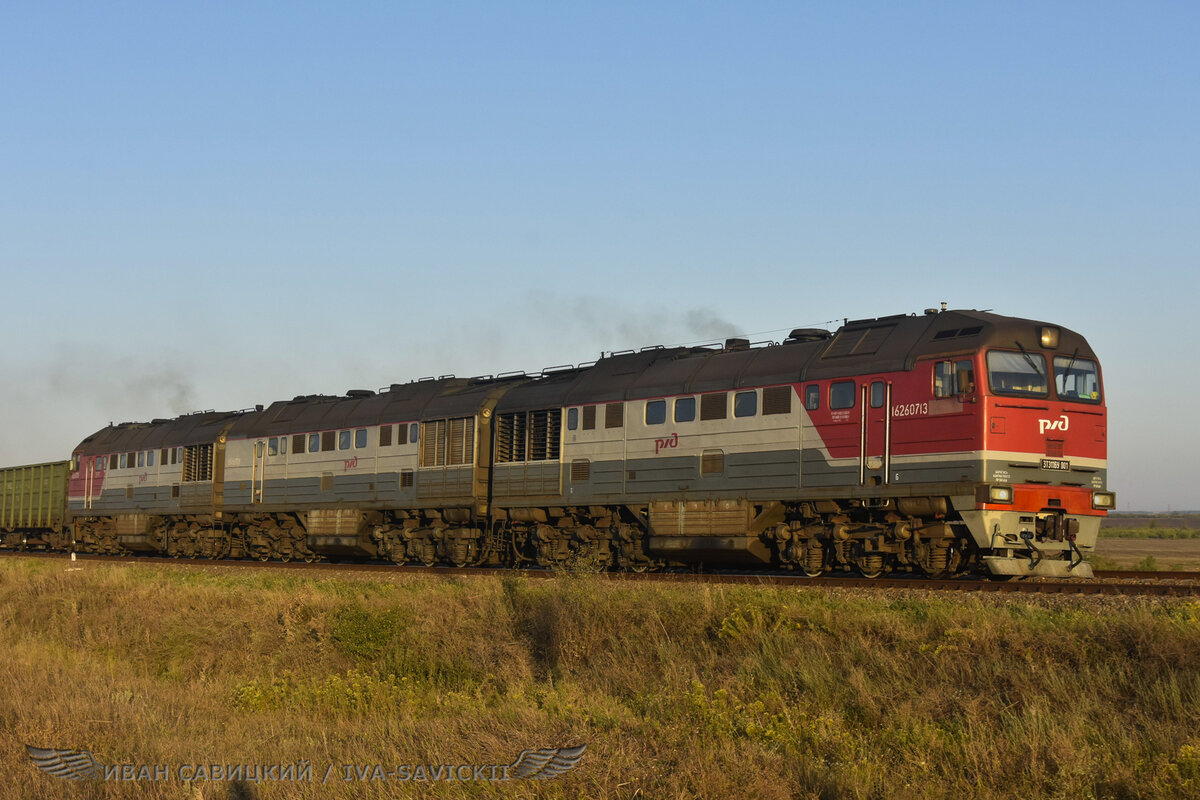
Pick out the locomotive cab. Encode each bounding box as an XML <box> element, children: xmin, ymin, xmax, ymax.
<box><xmin>951</xmin><ymin>323</ymin><xmax>1113</xmax><ymax>578</ymax></box>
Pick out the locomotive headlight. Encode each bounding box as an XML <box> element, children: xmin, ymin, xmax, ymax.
<box><xmin>1039</xmin><ymin>326</ymin><xmax>1060</xmax><ymax>348</ymax></box>
<box><xmin>1092</xmin><ymin>491</ymin><xmax>1116</xmax><ymax>509</ymax></box>
<box><xmin>989</xmin><ymin>485</ymin><xmax>1013</xmax><ymax>504</ymax></box>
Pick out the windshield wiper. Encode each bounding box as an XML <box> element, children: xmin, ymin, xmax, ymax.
<box><xmin>1015</xmin><ymin>341</ymin><xmax>1044</xmax><ymax>376</ymax></box>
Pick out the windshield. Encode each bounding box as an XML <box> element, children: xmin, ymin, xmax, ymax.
<box><xmin>986</xmin><ymin>350</ymin><xmax>1048</xmax><ymax>398</ymax></box>
<box><xmin>1054</xmin><ymin>356</ymin><xmax>1102</xmax><ymax>403</ymax></box>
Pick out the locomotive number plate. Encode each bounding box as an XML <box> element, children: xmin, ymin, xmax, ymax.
<box><xmin>1040</xmin><ymin>458</ymin><xmax>1071</xmax><ymax>471</ymax></box>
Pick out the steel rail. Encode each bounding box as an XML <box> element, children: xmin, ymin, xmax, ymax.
<box><xmin>4</xmin><ymin>551</ymin><xmax>1198</xmax><ymax>597</ymax></box>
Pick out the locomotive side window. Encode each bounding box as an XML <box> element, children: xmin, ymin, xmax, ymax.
<box><xmin>137</xmin><ymin>452</ymin><xmax>145</xmax><ymax>468</ymax></box>
<box><xmin>830</xmin><ymin>381</ymin><xmax>856</xmax><ymax>409</ymax></box>
<box><xmin>675</xmin><ymin>396</ymin><xmax>696</xmax><ymax>423</ymax></box>
<box><xmin>339</xmin><ymin>431</ymin><xmax>352</xmax><ymax>450</ymax></box>
<box><xmin>355</xmin><ymin>429</ymin><xmax>367</xmax><ymax>449</ymax></box>
<box><xmin>804</xmin><ymin>385</ymin><xmax>820</xmax><ymax>411</ymax></box>
<box><xmin>567</xmin><ymin>407</ymin><xmax>579</xmax><ymax>430</ymax></box>
<box><xmin>1054</xmin><ymin>356</ymin><xmax>1102</xmax><ymax>403</ymax></box>
<box><xmin>734</xmin><ymin>391</ymin><xmax>757</xmax><ymax>418</ymax></box>
<box><xmin>410</xmin><ymin>423</ymin><xmax>419</xmax><ymax>444</ymax></box>
<box><xmin>934</xmin><ymin>360</ymin><xmax>975</xmax><ymax>397</ymax></box>
<box><xmin>268</xmin><ymin>438</ymin><xmax>279</xmax><ymax>456</ymax></box>
<box><xmin>147</xmin><ymin>450</ymin><xmax>155</xmax><ymax>467</ymax></box>
<box><xmin>645</xmin><ymin>400</ymin><xmax>666</xmax><ymax>425</ymax></box>
<box><xmin>987</xmin><ymin>350</ymin><xmax>1048</xmax><ymax>398</ymax></box>
<box><xmin>870</xmin><ymin>381</ymin><xmax>885</xmax><ymax>408</ymax></box>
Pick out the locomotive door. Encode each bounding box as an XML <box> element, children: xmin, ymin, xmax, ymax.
<box><xmin>860</xmin><ymin>381</ymin><xmax>892</xmax><ymax>487</ymax></box>
<box><xmin>252</xmin><ymin>437</ymin><xmax>289</xmax><ymax>504</ymax></box>
<box><xmin>83</xmin><ymin>456</ymin><xmax>97</xmax><ymax>509</ymax></box>
<box><xmin>251</xmin><ymin>441</ymin><xmax>267</xmax><ymax>503</ymax></box>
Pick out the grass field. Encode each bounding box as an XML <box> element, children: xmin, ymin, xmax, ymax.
<box><xmin>2</xmin><ymin>558</ymin><xmax>1200</xmax><ymax>799</ymax></box>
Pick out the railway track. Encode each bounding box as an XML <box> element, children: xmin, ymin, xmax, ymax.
<box><xmin>5</xmin><ymin>551</ymin><xmax>1198</xmax><ymax>597</ymax></box>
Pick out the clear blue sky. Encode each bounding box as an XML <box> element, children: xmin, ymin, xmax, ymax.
<box><xmin>1</xmin><ymin>2</ymin><xmax>1197</xmax><ymax>510</ymax></box>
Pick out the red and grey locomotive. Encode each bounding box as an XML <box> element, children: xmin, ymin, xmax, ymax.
<box><xmin>2</xmin><ymin>307</ymin><xmax>1112</xmax><ymax>578</ymax></box>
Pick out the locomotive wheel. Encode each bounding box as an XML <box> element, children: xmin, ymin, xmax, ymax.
<box><xmin>800</xmin><ymin>564</ymin><xmax>826</xmax><ymax>578</ymax></box>
<box><xmin>854</xmin><ymin>551</ymin><xmax>887</xmax><ymax>578</ymax></box>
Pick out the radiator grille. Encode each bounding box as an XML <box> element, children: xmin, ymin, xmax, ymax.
<box><xmin>181</xmin><ymin>444</ymin><xmax>213</xmax><ymax>482</ymax></box>
<box><xmin>701</xmin><ymin>449</ymin><xmax>724</xmax><ymax>475</ymax></box>
<box><xmin>701</xmin><ymin>393</ymin><xmax>727</xmax><ymax>421</ymax></box>
<box><xmin>571</xmin><ymin>459</ymin><xmax>591</xmax><ymax>482</ymax></box>
<box><xmin>762</xmin><ymin>385</ymin><xmax>792</xmax><ymax>415</ymax></box>
<box><xmin>605</xmin><ymin>403</ymin><xmax>624</xmax><ymax>429</ymax></box>
<box><xmin>497</xmin><ymin>410</ymin><xmax>560</xmax><ymax>462</ymax></box>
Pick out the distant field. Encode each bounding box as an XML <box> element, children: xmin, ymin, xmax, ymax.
<box><xmin>1102</xmin><ymin>513</ymin><xmax>1200</xmax><ymax>532</ymax></box>
<box><xmin>1092</xmin><ymin>538</ymin><xmax>1200</xmax><ymax>571</ymax></box>
<box><xmin>2</xmin><ymin>558</ymin><xmax>1200</xmax><ymax>799</ymax></box>
<box><xmin>1094</xmin><ymin>514</ymin><xmax>1200</xmax><ymax>569</ymax></box>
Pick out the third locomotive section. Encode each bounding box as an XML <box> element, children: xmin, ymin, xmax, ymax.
<box><xmin>59</xmin><ymin>308</ymin><xmax>1112</xmax><ymax>579</ymax></box>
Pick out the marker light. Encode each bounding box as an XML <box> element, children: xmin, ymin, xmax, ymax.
<box><xmin>1092</xmin><ymin>491</ymin><xmax>1116</xmax><ymax>510</ymax></box>
<box><xmin>1039</xmin><ymin>326</ymin><xmax>1060</xmax><ymax>348</ymax></box>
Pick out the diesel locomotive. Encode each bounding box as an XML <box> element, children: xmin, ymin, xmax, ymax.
<box><xmin>1</xmin><ymin>307</ymin><xmax>1113</xmax><ymax>578</ymax></box>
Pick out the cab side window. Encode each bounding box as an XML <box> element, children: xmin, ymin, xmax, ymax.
<box><xmin>934</xmin><ymin>360</ymin><xmax>977</xmax><ymax>397</ymax></box>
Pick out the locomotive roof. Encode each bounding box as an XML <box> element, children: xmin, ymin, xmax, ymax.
<box><xmin>74</xmin><ymin>410</ymin><xmax>253</xmax><ymax>456</ymax></box>
<box><xmin>72</xmin><ymin>308</ymin><xmax>1099</xmax><ymax>452</ymax></box>
<box><xmin>494</xmin><ymin>308</ymin><xmax>1098</xmax><ymax>411</ymax></box>
<box><xmin>73</xmin><ymin>376</ymin><xmax>526</xmax><ymax>453</ymax></box>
